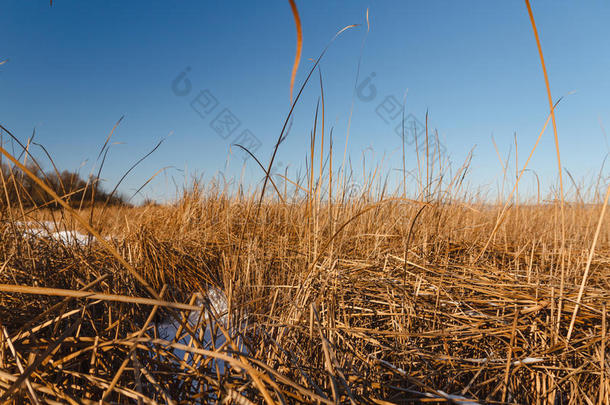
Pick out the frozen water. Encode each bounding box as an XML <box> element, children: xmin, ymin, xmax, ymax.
<box><xmin>436</xmin><ymin>391</ymin><xmax>480</xmax><ymax>405</ymax></box>
<box><xmin>156</xmin><ymin>287</ymin><xmax>243</xmax><ymax>373</ymax></box>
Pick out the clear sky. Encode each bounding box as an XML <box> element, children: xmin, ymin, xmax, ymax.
<box><xmin>1</xmin><ymin>1</ymin><xmax>609</xmax><ymax>202</ymax></box>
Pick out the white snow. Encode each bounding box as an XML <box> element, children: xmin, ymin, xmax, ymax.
<box><xmin>14</xmin><ymin>220</ymin><xmax>93</xmax><ymax>245</ymax></box>
<box><xmin>462</xmin><ymin>356</ymin><xmax>545</xmax><ymax>366</ymax></box>
<box><xmin>435</xmin><ymin>391</ymin><xmax>480</xmax><ymax>405</ymax></box>
<box><xmin>512</xmin><ymin>357</ymin><xmax>545</xmax><ymax>366</ymax></box>
<box><xmin>156</xmin><ymin>287</ymin><xmax>242</xmax><ymax>372</ymax></box>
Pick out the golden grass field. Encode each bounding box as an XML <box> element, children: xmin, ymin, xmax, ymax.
<box><xmin>1</xmin><ymin>1</ymin><xmax>610</xmax><ymax>403</ymax></box>
<box><xmin>0</xmin><ymin>180</ymin><xmax>609</xmax><ymax>403</ymax></box>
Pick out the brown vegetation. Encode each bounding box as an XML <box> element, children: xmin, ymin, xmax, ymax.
<box><xmin>0</xmin><ymin>162</ymin><xmax>126</xmax><ymax>208</ymax></box>
<box><xmin>0</xmin><ymin>169</ymin><xmax>609</xmax><ymax>403</ymax></box>
<box><xmin>0</xmin><ymin>2</ymin><xmax>608</xmax><ymax>403</ymax></box>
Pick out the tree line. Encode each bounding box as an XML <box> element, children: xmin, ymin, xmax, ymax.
<box><xmin>0</xmin><ymin>162</ymin><xmax>126</xmax><ymax>208</ymax></box>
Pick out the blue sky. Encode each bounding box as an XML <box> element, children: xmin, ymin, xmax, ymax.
<box><xmin>1</xmin><ymin>1</ymin><xmax>609</xmax><ymax>201</ymax></box>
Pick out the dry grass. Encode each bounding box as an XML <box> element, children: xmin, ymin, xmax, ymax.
<box><xmin>1</xmin><ymin>2</ymin><xmax>609</xmax><ymax>403</ymax></box>
<box><xmin>0</xmin><ymin>175</ymin><xmax>609</xmax><ymax>403</ymax></box>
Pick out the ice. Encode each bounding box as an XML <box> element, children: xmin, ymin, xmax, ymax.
<box><xmin>156</xmin><ymin>287</ymin><xmax>242</xmax><ymax>374</ymax></box>
<box><xmin>436</xmin><ymin>391</ymin><xmax>480</xmax><ymax>405</ymax></box>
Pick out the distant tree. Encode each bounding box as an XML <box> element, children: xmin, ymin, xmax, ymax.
<box><xmin>0</xmin><ymin>162</ymin><xmax>126</xmax><ymax>208</ymax></box>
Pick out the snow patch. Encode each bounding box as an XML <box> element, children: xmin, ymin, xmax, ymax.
<box><xmin>156</xmin><ymin>287</ymin><xmax>241</xmax><ymax>372</ymax></box>
<box><xmin>435</xmin><ymin>391</ymin><xmax>480</xmax><ymax>405</ymax></box>
<box><xmin>513</xmin><ymin>357</ymin><xmax>544</xmax><ymax>366</ymax></box>
<box><xmin>14</xmin><ymin>220</ymin><xmax>93</xmax><ymax>245</ymax></box>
